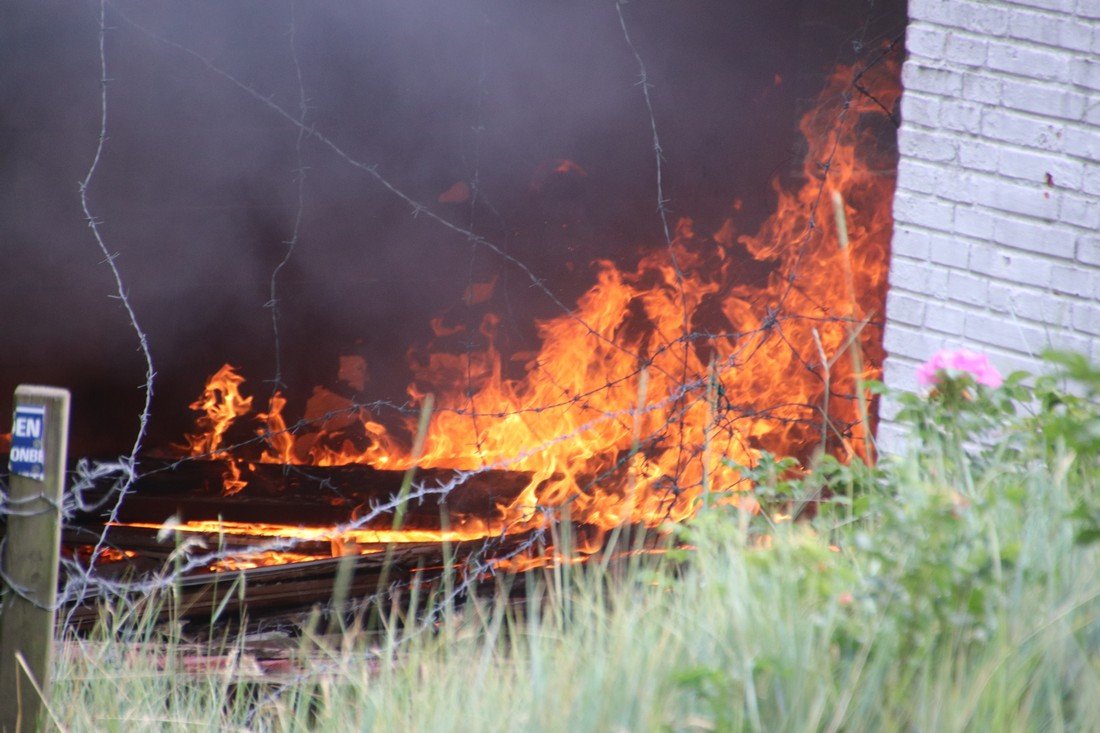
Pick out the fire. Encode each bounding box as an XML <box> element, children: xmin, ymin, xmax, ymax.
<box><xmin>152</xmin><ymin>57</ymin><xmax>899</xmax><ymax>566</ymax></box>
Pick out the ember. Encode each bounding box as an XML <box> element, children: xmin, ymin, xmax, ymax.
<box><xmin>127</xmin><ymin>55</ymin><xmax>901</xmax><ymax>569</ymax></box>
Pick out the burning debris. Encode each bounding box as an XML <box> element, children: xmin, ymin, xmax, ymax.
<box><xmin>98</xmin><ymin>55</ymin><xmax>901</xmax><ymax>573</ymax></box>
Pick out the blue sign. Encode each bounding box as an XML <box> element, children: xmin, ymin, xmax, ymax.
<box><xmin>9</xmin><ymin>404</ymin><xmax>46</xmax><ymax>481</ymax></box>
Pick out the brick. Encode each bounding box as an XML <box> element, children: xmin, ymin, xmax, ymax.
<box><xmin>1078</xmin><ymin>235</ymin><xmax>1100</xmax><ymax>266</ymax></box>
<box><xmin>987</xmin><ymin>42</ymin><xmax>1072</xmax><ymax>83</ymax></box>
<box><xmin>1082</xmin><ymin>100</ymin><xmax>1100</xmax><ymax>125</ymax></box>
<box><xmin>883</xmin><ymin>322</ymin><xmax>952</xmax><ymax>363</ymax></box>
<box><xmin>1050</xmin><ymin>264</ymin><xmax>1097</xmax><ymax>297</ymax></box>
<box><xmin>988</xmin><ymin>284</ymin><xmax>1074</xmax><ymax>328</ymax></box>
<box><xmin>938</xmin><ymin>169</ymin><xmax>979</xmax><ymax>205</ymax></box>
<box><xmin>906</xmin><ymin>24</ymin><xmax>947</xmax><ymax>58</ymax></box>
<box><xmin>1000</xmin><ymin>77</ymin><xmax>1089</xmax><ymax>121</ymax></box>
<box><xmin>969</xmin><ymin>244</ymin><xmax>1054</xmax><ymax>287</ymax></box>
<box><xmin>928</xmin><ymin>233</ymin><xmax>971</xmax><ymax>267</ymax></box>
<box><xmin>982</xmin><ymin>108</ymin><xmax>1063</xmax><ymax>151</ymax></box>
<box><xmin>997</xmin><ymin>147</ymin><xmax>1085</xmax><ymax>189</ymax></box>
<box><xmin>898</xmin><ymin>127</ymin><xmax>958</xmax><ymax>163</ymax></box>
<box><xmin>962</xmin><ymin>74</ymin><xmax>1002</xmax><ymax>105</ymax></box>
<box><xmin>875</xmin><ymin>420</ymin><xmax>912</xmax><ymax>453</ymax></box>
<box><xmin>1047</xmin><ymin>329</ymin><xmax>1094</xmax><ymax>355</ymax></box>
<box><xmin>962</xmin><ymin>1</ymin><xmax>1010</xmax><ymax>34</ymax></box>
<box><xmin>885</xmin><ymin>291</ymin><xmax>927</xmax><ymax>326</ymax></box>
<box><xmin>993</xmin><ymin>215</ymin><xmax>1077</xmax><ymax>259</ymax></box>
<box><xmin>925</xmin><ymin>303</ymin><xmax>968</xmax><ymax>334</ymax></box>
<box><xmin>889</xmin><ymin>257</ymin><xmax>950</xmax><ymax>296</ymax></box>
<box><xmin>940</xmin><ymin>99</ymin><xmax>983</xmax><ymax>134</ymax></box>
<box><xmin>896</xmin><ymin>160</ymin><xmax>944</xmax><ymax>195</ymax></box>
<box><xmin>1084</xmin><ymin>164</ymin><xmax>1100</xmax><ymax>196</ymax></box>
<box><xmin>1060</xmin><ymin>124</ymin><xmax>1095</xmax><ymax>161</ymax></box>
<box><xmin>944</xmin><ymin>32</ymin><xmax>988</xmax><ymax>66</ymax></box>
<box><xmin>1073</xmin><ymin>302</ymin><xmax>1100</xmax><ymax>336</ymax></box>
<box><xmin>1007</xmin><ymin>7</ymin><xmax>1094</xmax><ymax>51</ymax></box>
<box><xmin>893</xmin><ymin>194</ymin><xmax>955</xmax><ymax>230</ymax></box>
<box><xmin>899</xmin><ymin>92</ymin><xmax>942</xmax><ymax>128</ymax></box>
<box><xmin>954</xmin><ymin>206</ymin><xmax>996</xmax><ymax>239</ymax></box>
<box><xmin>973</xmin><ymin>175</ymin><xmax>1060</xmax><ymax>219</ymax></box>
<box><xmin>1061</xmin><ymin>193</ymin><xmax>1100</xmax><ymax>228</ymax></box>
<box><xmin>947</xmin><ymin>270</ymin><xmax>991</xmax><ymax>306</ymax></box>
<box><xmin>1005</xmin><ymin>0</ymin><xmax>1075</xmax><ymax>11</ymax></box>
<box><xmin>902</xmin><ymin>62</ymin><xmax>964</xmax><ymax>97</ymax></box>
<box><xmin>957</xmin><ymin>139</ymin><xmax>1001</xmax><ymax>173</ymax></box>
<box><xmin>891</xmin><ymin>225</ymin><xmax>932</xmax><ymax>258</ymax></box>
<box><xmin>1071</xmin><ymin>58</ymin><xmax>1100</xmax><ymax>91</ymax></box>
<box><xmin>1081</xmin><ymin>0</ymin><xmax>1100</xmax><ymax>19</ymax></box>
<box><xmin>964</xmin><ymin>311</ymin><xmax>1045</xmax><ymax>354</ymax></box>
<box><xmin>1086</xmin><ymin>100</ymin><xmax>1100</xmax><ymax>127</ymax></box>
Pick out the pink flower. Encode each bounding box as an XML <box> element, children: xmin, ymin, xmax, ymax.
<box><xmin>917</xmin><ymin>348</ymin><xmax>1003</xmax><ymax>389</ymax></box>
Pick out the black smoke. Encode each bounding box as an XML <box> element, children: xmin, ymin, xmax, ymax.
<box><xmin>0</xmin><ymin>0</ymin><xmax>906</xmax><ymax>457</ymax></box>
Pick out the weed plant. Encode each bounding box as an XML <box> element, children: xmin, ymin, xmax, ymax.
<box><xmin>47</xmin><ymin>352</ymin><xmax>1100</xmax><ymax>732</ymax></box>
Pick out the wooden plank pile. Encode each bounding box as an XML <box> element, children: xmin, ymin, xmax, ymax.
<box><xmin>59</xmin><ymin>459</ymin><xmax>544</xmax><ymax>626</ymax></box>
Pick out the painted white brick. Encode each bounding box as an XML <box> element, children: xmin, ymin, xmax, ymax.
<box><xmin>891</xmin><ymin>225</ymin><xmax>932</xmax><ymax>258</ymax></box>
<box><xmin>1071</xmin><ymin>57</ymin><xmax>1100</xmax><ymax>91</ymax></box>
<box><xmin>1007</xmin><ymin>7</ymin><xmax>1094</xmax><ymax>51</ymax></box>
<box><xmin>954</xmin><ymin>206</ymin><xmax>996</xmax><ymax>239</ymax></box>
<box><xmin>944</xmin><ymin>32</ymin><xmax>988</xmax><ymax>65</ymax></box>
<box><xmin>899</xmin><ymin>91</ymin><xmax>942</xmax><ymax>128</ymax></box>
<box><xmin>964</xmin><ymin>311</ymin><xmax>1045</xmax><ymax>354</ymax></box>
<box><xmin>982</xmin><ymin>108</ymin><xmax>1063</xmax><ymax>152</ymax></box>
<box><xmin>988</xmin><ymin>283</ymin><xmax>1074</xmax><ymax>327</ymax></box>
<box><xmin>958</xmin><ymin>139</ymin><xmax>1001</xmax><ymax>173</ymax></box>
<box><xmin>906</xmin><ymin>23</ymin><xmax>948</xmax><ymax>58</ymax></box>
<box><xmin>962</xmin><ymin>73</ymin><xmax>1002</xmax><ymax>105</ymax></box>
<box><xmin>1064</xmin><ymin>124</ymin><xmax>1100</xmax><ymax>161</ymax></box>
<box><xmin>875</xmin><ymin>420</ymin><xmax>912</xmax><ymax>453</ymax></box>
<box><xmin>902</xmin><ymin>63</ymin><xmax>964</xmax><ymax>97</ymax></box>
<box><xmin>1050</xmin><ymin>264</ymin><xmax>1096</xmax><ymax>297</ymax></box>
<box><xmin>884</xmin><ymin>1</ymin><xmax>1099</xmax><ymax>450</ymax></box>
<box><xmin>883</xmin><ymin>323</ymin><xmax>952</xmax><ymax>362</ymax></box>
<box><xmin>1083</xmin><ymin>164</ymin><xmax>1100</xmax><ymax>196</ymax></box>
<box><xmin>926</xmin><ymin>302</ymin><xmax>968</xmax><ymax>334</ymax></box>
<box><xmin>1061</xmin><ymin>193</ymin><xmax>1100</xmax><ymax>229</ymax></box>
<box><xmin>972</xmin><ymin>175</ymin><xmax>1060</xmax><ymax>219</ymax></box>
<box><xmin>1072</xmin><ymin>303</ymin><xmax>1100</xmax><ymax>336</ymax></box>
<box><xmin>993</xmin><ymin>214</ymin><xmax>1077</xmax><ymax>259</ymax></box>
<box><xmin>928</xmin><ymin>233</ymin><xmax>971</xmax><ymax>267</ymax></box>
<box><xmin>885</xmin><ymin>291</ymin><xmax>927</xmax><ymax>327</ymax></box>
<box><xmin>947</xmin><ymin>270</ymin><xmax>991</xmax><ymax>306</ymax></box>
<box><xmin>969</xmin><ymin>245</ymin><xmax>1054</xmax><ymax>288</ymax></box>
<box><xmin>940</xmin><ymin>99</ymin><xmax>984</xmax><ymax>134</ymax></box>
<box><xmin>939</xmin><ymin>169</ymin><xmax>979</xmax><ymax>204</ymax></box>
<box><xmin>1000</xmin><ymin>77</ymin><xmax>1089</xmax><ymax>121</ymax></box>
<box><xmin>988</xmin><ymin>41</ymin><xmax>1074</xmax><ymax>82</ymax></box>
<box><xmin>1078</xmin><ymin>236</ymin><xmax>1100</xmax><ymax>266</ymax></box>
<box><xmin>997</xmin><ymin>146</ymin><xmax>1085</xmax><ymax>189</ymax></box>
<box><xmin>1086</xmin><ymin>99</ymin><xmax>1100</xmax><ymax>126</ymax></box>
<box><xmin>896</xmin><ymin>160</ymin><xmax>944</xmax><ymax>195</ymax></box>
<box><xmin>1004</xmin><ymin>0</ymin><xmax>1076</xmax><ymax>12</ymax></box>
<box><xmin>1048</xmin><ymin>329</ymin><xmax>1095</xmax><ymax>355</ymax></box>
<box><xmin>893</xmin><ymin>194</ymin><xmax>956</xmax><ymax>231</ymax></box>
<box><xmin>1080</xmin><ymin>0</ymin><xmax>1100</xmax><ymax>19</ymax></box>
<box><xmin>889</xmin><ymin>257</ymin><xmax>950</xmax><ymax>297</ymax></box>
<box><xmin>898</xmin><ymin>127</ymin><xmax>959</xmax><ymax>163</ymax></box>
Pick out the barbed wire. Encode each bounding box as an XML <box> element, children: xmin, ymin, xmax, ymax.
<box><xmin>0</xmin><ymin>0</ymin><xmax>903</xmax><ymax>627</ymax></box>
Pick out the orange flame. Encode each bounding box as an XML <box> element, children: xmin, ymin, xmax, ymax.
<box><xmin>165</xmin><ymin>57</ymin><xmax>900</xmax><ymax>566</ymax></box>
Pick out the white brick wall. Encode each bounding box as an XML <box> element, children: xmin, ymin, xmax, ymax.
<box><xmin>879</xmin><ymin>0</ymin><xmax>1100</xmax><ymax>450</ymax></box>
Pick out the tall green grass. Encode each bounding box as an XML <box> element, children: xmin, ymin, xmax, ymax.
<box><xmin>48</xmin><ymin>355</ymin><xmax>1100</xmax><ymax>732</ymax></box>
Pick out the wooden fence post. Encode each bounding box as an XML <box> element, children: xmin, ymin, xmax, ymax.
<box><xmin>1</xmin><ymin>386</ymin><xmax>70</xmax><ymax>733</ymax></box>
